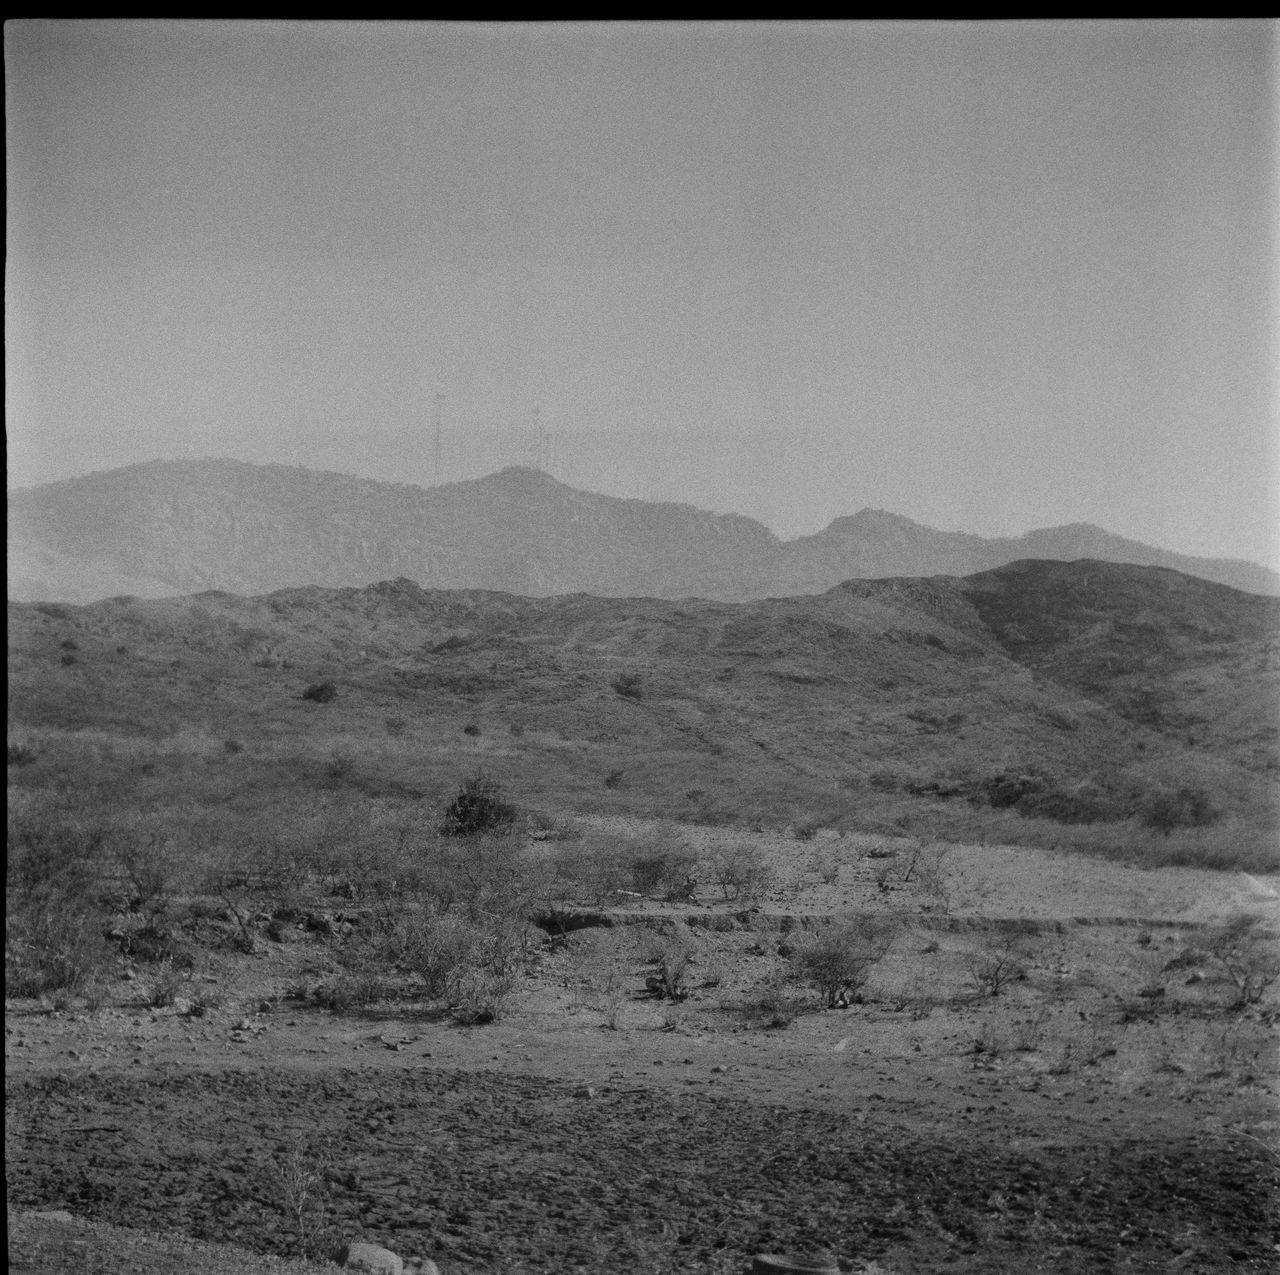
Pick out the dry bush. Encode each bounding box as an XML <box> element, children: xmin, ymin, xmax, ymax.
<box><xmin>270</xmin><ymin>1134</ymin><xmax>338</xmax><ymax>1260</ymax></box>
<box><xmin>709</xmin><ymin>842</ymin><xmax>773</xmax><ymax>902</ymax></box>
<box><xmin>1203</xmin><ymin>915</ymin><xmax>1280</xmax><ymax>1008</ymax></box>
<box><xmin>964</xmin><ymin>931</ymin><xmax>1037</xmax><ymax>998</ymax></box>
<box><xmin>643</xmin><ymin>929</ymin><xmax>692</xmax><ymax>1001</ymax></box>
<box><xmin>6</xmin><ymin>812</ymin><xmax>114</xmax><ymax>998</ymax></box>
<box><xmin>546</xmin><ymin>836</ymin><xmax>634</xmax><ymax>907</ymax></box>
<box><xmin>440</xmin><ymin>771</ymin><xmax>518</xmax><ymax>838</ymax></box>
<box><xmin>791</xmin><ymin>914</ymin><xmax>900</xmax><ymax>1008</ymax></box>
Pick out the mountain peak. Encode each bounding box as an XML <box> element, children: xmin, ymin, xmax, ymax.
<box><xmin>7</xmin><ymin>458</ymin><xmax>1279</xmax><ymax>604</ymax></box>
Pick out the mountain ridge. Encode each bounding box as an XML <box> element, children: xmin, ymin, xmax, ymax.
<box><xmin>9</xmin><ymin>458</ymin><xmax>1278</xmax><ymax>603</ymax></box>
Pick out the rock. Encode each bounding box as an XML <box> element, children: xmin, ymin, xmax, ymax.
<box><xmin>752</xmin><ymin>1250</ymin><xmax>841</xmax><ymax>1274</ymax></box>
<box><xmin>339</xmin><ymin>1240</ymin><xmax>404</xmax><ymax>1275</ymax></box>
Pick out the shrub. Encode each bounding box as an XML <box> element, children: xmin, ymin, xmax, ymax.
<box><xmin>440</xmin><ymin>771</ymin><xmax>518</xmax><ymax>838</ymax></box>
<box><xmin>643</xmin><ymin>932</ymin><xmax>691</xmax><ymax>1001</ymax></box>
<box><xmin>710</xmin><ymin>843</ymin><xmax>773</xmax><ymax>902</ymax></box>
<box><xmin>965</xmin><ymin>931</ymin><xmax>1036</xmax><ymax>998</ymax></box>
<box><xmin>6</xmin><ymin>816</ymin><xmax>113</xmax><ymax>998</ymax></box>
<box><xmin>624</xmin><ymin>840</ymin><xmax>699</xmax><ymax>902</ymax></box>
<box><xmin>7</xmin><ymin>743</ymin><xmax>38</xmax><ymax>767</ymax></box>
<box><xmin>301</xmin><ymin>682</ymin><xmax>337</xmax><ymax>703</ymax></box>
<box><xmin>1141</xmin><ymin>786</ymin><xmax>1219</xmax><ymax>835</ymax></box>
<box><xmin>463</xmin><ymin>722</ymin><xmax>481</xmax><ymax>737</ymax></box>
<box><xmin>611</xmin><ymin>672</ymin><xmax>644</xmax><ymax>700</ymax></box>
<box><xmin>792</xmin><ymin>914</ymin><xmax>899</xmax><ymax>1008</ymax></box>
<box><xmin>1203</xmin><ymin>916</ymin><xmax>1280</xmax><ymax>1008</ymax></box>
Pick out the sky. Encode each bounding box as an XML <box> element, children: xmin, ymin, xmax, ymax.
<box><xmin>6</xmin><ymin>20</ymin><xmax>1279</xmax><ymax>566</ymax></box>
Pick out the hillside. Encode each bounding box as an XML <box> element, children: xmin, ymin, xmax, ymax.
<box><xmin>9</xmin><ymin>459</ymin><xmax>1278</xmax><ymax>604</ymax></box>
<box><xmin>9</xmin><ymin>559</ymin><xmax>1278</xmax><ymax>862</ymax></box>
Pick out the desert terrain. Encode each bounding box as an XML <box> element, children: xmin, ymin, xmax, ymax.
<box><xmin>7</xmin><ymin>563</ymin><xmax>1279</xmax><ymax>1272</ymax></box>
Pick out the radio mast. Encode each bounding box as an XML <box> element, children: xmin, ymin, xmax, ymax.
<box><xmin>432</xmin><ymin>391</ymin><xmax>444</xmax><ymax>487</ymax></box>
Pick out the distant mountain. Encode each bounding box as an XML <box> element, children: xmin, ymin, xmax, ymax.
<box><xmin>8</xmin><ymin>458</ymin><xmax>1278</xmax><ymax>604</ymax></box>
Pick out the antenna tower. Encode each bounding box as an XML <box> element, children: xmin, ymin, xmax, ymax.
<box><xmin>432</xmin><ymin>391</ymin><xmax>444</xmax><ymax>487</ymax></box>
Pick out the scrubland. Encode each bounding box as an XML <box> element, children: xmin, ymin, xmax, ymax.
<box><xmin>7</xmin><ymin>572</ymin><xmax>1280</xmax><ymax>1272</ymax></box>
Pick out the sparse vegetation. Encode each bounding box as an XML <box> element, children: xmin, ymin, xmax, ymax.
<box><xmin>965</xmin><ymin>930</ymin><xmax>1037</xmax><ymax>998</ymax></box>
<box><xmin>1202</xmin><ymin>915</ymin><xmax>1280</xmax><ymax>1008</ymax></box>
<box><xmin>791</xmin><ymin>914</ymin><xmax>899</xmax><ymax>1008</ymax></box>
<box><xmin>440</xmin><ymin>771</ymin><xmax>519</xmax><ymax>838</ymax></box>
<box><xmin>709</xmin><ymin>842</ymin><xmax>773</xmax><ymax>902</ymax></box>
<box><xmin>611</xmin><ymin>672</ymin><xmax>644</xmax><ymax>700</ymax></box>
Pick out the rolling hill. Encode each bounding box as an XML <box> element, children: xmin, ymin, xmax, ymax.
<box><xmin>9</xmin><ymin>459</ymin><xmax>1278</xmax><ymax>604</ymax></box>
<box><xmin>8</xmin><ymin>558</ymin><xmax>1278</xmax><ymax>863</ymax></box>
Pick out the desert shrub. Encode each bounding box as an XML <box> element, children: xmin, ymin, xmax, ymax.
<box><xmin>979</xmin><ymin>770</ymin><xmax>1047</xmax><ymax>809</ymax></box>
<box><xmin>6</xmin><ymin>815</ymin><xmax>114</xmax><ymax>997</ymax></box>
<box><xmin>223</xmin><ymin>738</ymin><xmax>244</xmax><ymax>755</ymax></box>
<box><xmin>60</xmin><ymin>652</ymin><xmax>78</xmax><ymax>666</ymax></box>
<box><xmin>623</xmin><ymin>837</ymin><xmax>699</xmax><ymax>902</ymax></box>
<box><xmin>451</xmin><ymin>968</ymin><xmax>517</xmax><ymax>1025</ymax></box>
<box><xmin>965</xmin><ymin>931</ymin><xmax>1037</xmax><ymax>998</ymax></box>
<box><xmin>547</xmin><ymin>838</ymin><xmax>633</xmax><ymax>906</ymax></box>
<box><xmin>1203</xmin><ymin>915</ymin><xmax>1280</xmax><ymax>1008</ymax></box>
<box><xmin>603</xmin><ymin>768</ymin><xmax>625</xmax><ymax>789</ymax></box>
<box><xmin>709</xmin><ymin>842</ymin><xmax>773</xmax><ymax>902</ymax></box>
<box><xmin>643</xmin><ymin>931</ymin><xmax>691</xmax><ymax>1001</ymax></box>
<box><xmin>271</xmin><ymin>1134</ymin><xmax>338</xmax><ymax>1261</ymax></box>
<box><xmin>301</xmin><ymin>681</ymin><xmax>337</xmax><ymax>703</ymax></box>
<box><xmin>791</xmin><ymin>914</ymin><xmax>899</xmax><ymax>1008</ymax></box>
<box><xmin>1140</xmin><ymin>785</ymin><xmax>1219</xmax><ymax>835</ymax></box>
<box><xmin>440</xmin><ymin>771</ymin><xmax>518</xmax><ymax>838</ymax></box>
<box><xmin>792</xmin><ymin>817</ymin><xmax>822</xmax><ymax>842</ymax></box>
<box><xmin>740</xmin><ymin>971</ymin><xmax>798</xmax><ymax>1028</ymax></box>
<box><xmin>1016</xmin><ymin>786</ymin><xmax>1124</xmax><ymax>825</ymax></box>
<box><xmin>611</xmin><ymin>672</ymin><xmax>644</xmax><ymax>700</ymax></box>
<box><xmin>146</xmin><ymin>965</ymin><xmax>189</xmax><ymax>1008</ymax></box>
<box><xmin>463</xmin><ymin>722</ymin><xmax>481</xmax><ymax>736</ymax></box>
<box><xmin>7</xmin><ymin>743</ymin><xmax>38</xmax><ymax>767</ymax></box>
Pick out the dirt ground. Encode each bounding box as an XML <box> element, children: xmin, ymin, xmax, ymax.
<box><xmin>7</xmin><ymin>824</ymin><xmax>1280</xmax><ymax>1273</ymax></box>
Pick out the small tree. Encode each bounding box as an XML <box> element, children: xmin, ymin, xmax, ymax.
<box><xmin>440</xmin><ymin>771</ymin><xmax>518</xmax><ymax>838</ymax></box>
<box><xmin>792</xmin><ymin>914</ymin><xmax>899</xmax><ymax>1008</ymax></box>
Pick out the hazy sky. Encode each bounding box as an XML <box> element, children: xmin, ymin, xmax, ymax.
<box><xmin>7</xmin><ymin>20</ymin><xmax>1278</xmax><ymax>566</ymax></box>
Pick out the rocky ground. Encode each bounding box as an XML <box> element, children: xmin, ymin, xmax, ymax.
<box><xmin>7</xmin><ymin>825</ymin><xmax>1280</xmax><ymax>1273</ymax></box>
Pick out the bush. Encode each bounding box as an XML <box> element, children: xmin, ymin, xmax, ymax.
<box><xmin>6</xmin><ymin>816</ymin><xmax>114</xmax><ymax>998</ymax></box>
<box><xmin>964</xmin><ymin>931</ymin><xmax>1036</xmax><ymax>998</ymax></box>
<box><xmin>7</xmin><ymin>743</ymin><xmax>38</xmax><ymax>767</ymax></box>
<box><xmin>1141</xmin><ymin>786</ymin><xmax>1219</xmax><ymax>835</ymax></box>
<box><xmin>301</xmin><ymin>682</ymin><xmax>337</xmax><ymax>703</ymax></box>
<box><xmin>792</xmin><ymin>914</ymin><xmax>899</xmax><ymax>1008</ymax></box>
<box><xmin>440</xmin><ymin>772</ymin><xmax>519</xmax><ymax>838</ymax></box>
<box><xmin>643</xmin><ymin>932</ymin><xmax>691</xmax><ymax>1001</ymax></box>
<box><xmin>624</xmin><ymin>839</ymin><xmax>699</xmax><ymax>902</ymax></box>
<box><xmin>611</xmin><ymin>672</ymin><xmax>644</xmax><ymax>701</ymax></box>
<box><xmin>1203</xmin><ymin>916</ymin><xmax>1280</xmax><ymax>1008</ymax></box>
<box><xmin>710</xmin><ymin>843</ymin><xmax>773</xmax><ymax>902</ymax></box>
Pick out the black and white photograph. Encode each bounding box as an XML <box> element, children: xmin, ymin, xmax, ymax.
<box><xmin>7</xmin><ymin>19</ymin><xmax>1279</xmax><ymax>1273</ymax></box>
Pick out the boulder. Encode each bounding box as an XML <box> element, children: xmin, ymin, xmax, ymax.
<box><xmin>338</xmin><ymin>1240</ymin><xmax>404</xmax><ymax>1275</ymax></box>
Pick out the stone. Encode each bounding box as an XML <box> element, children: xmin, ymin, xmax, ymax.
<box><xmin>339</xmin><ymin>1241</ymin><xmax>404</xmax><ymax>1275</ymax></box>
